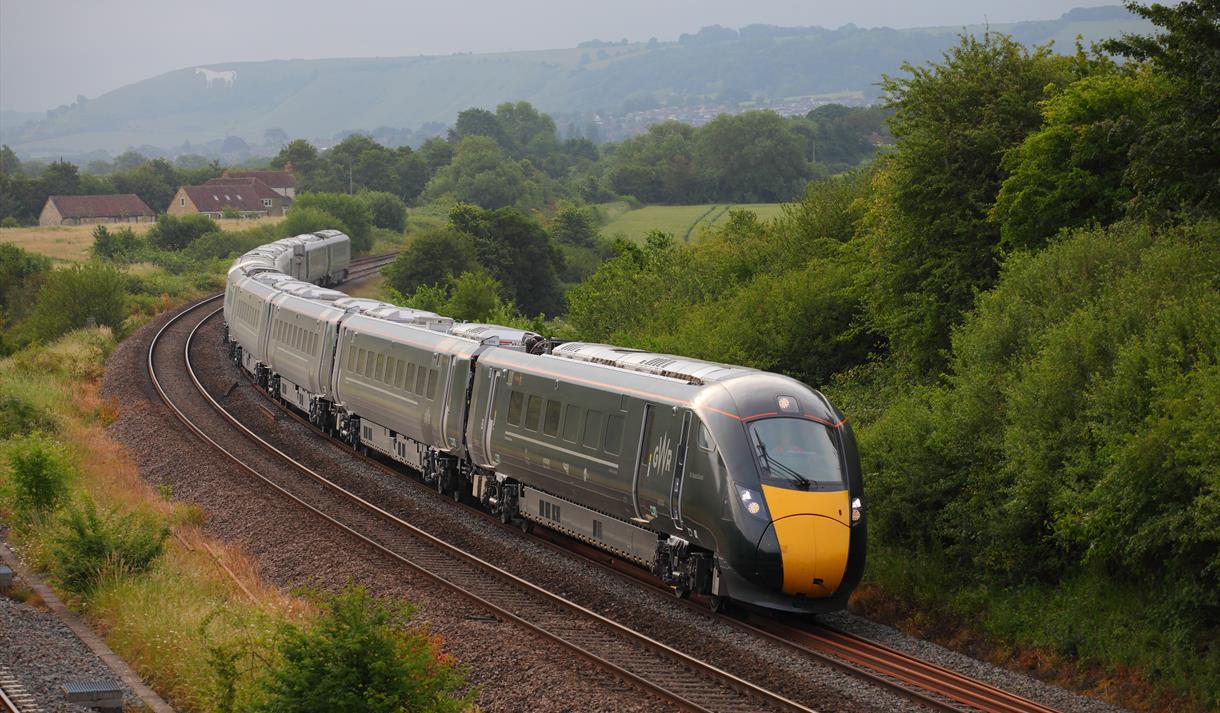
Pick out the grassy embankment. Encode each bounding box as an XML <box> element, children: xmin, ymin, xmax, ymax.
<box><xmin>0</xmin><ymin>219</ymin><xmax>463</xmax><ymax>711</ymax></box>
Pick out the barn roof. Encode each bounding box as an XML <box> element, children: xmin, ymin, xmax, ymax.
<box><xmin>181</xmin><ymin>178</ymin><xmax>288</xmax><ymax>213</ymax></box>
<box><xmin>47</xmin><ymin>194</ymin><xmax>154</xmax><ymax>219</ymax></box>
<box><xmin>221</xmin><ymin>170</ymin><xmax>295</xmax><ymax>188</ymax></box>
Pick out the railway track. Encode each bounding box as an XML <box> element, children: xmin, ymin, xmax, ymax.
<box><xmin>0</xmin><ymin>667</ymin><xmax>38</xmax><ymax>713</ymax></box>
<box><xmin>149</xmin><ymin>284</ymin><xmax>810</xmax><ymax>712</ymax></box>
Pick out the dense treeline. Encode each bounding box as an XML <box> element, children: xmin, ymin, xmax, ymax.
<box><xmin>563</xmin><ymin>4</ymin><xmax>1220</xmax><ymax>707</ymax></box>
<box><xmin>0</xmin><ymin>149</ymin><xmax>222</xmax><ymax>223</ymax></box>
<box><xmin>1</xmin><ymin>103</ymin><xmax>886</xmax><ymax>224</ymax></box>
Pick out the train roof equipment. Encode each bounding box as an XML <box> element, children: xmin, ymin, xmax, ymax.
<box><xmin>549</xmin><ymin>342</ymin><xmax>754</xmax><ymax>385</ymax></box>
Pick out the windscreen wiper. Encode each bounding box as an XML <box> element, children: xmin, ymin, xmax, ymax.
<box><xmin>754</xmin><ymin>431</ymin><xmax>810</xmax><ymax>489</ymax></box>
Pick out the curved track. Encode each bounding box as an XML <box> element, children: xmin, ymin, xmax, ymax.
<box><xmin>146</xmin><ymin>254</ymin><xmax>1064</xmax><ymax>713</ymax></box>
<box><xmin>226</xmin><ymin>324</ymin><xmax>1066</xmax><ymax>713</ymax></box>
<box><xmin>149</xmin><ymin>281</ymin><xmax>811</xmax><ymax>712</ymax></box>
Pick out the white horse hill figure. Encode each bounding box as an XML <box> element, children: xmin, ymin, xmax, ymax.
<box><xmin>195</xmin><ymin>67</ymin><xmax>237</xmax><ymax>88</ymax></box>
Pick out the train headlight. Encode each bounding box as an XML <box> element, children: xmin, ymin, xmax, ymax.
<box><xmin>735</xmin><ymin>484</ymin><xmax>770</xmax><ymax>521</ymax></box>
<box><xmin>851</xmin><ymin>497</ymin><xmax>863</xmax><ymax>525</ymax></box>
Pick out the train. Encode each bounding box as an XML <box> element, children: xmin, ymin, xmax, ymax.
<box><xmin>223</xmin><ymin>231</ymin><xmax>866</xmax><ymax>613</ymax></box>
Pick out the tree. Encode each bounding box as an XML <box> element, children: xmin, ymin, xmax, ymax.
<box><xmin>994</xmin><ymin>69</ymin><xmax>1152</xmax><ymax>250</ymax></box>
<box><xmin>272</xmin><ymin>139</ymin><xmax>321</xmax><ymax>177</ymax></box>
<box><xmin>290</xmin><ymin>193</ymin><xmax>373</xmax><ymax>252</ymax></box>
<box><xmin>424</xmin><ymin>137</ymin><xmax>539</xmax><ymax>210</ymax></box>
<box><xmin>448</xmin><ymin>203</ymin><xmax>563</xmax><ymax>316</ymax></box>
<box><xmin>448</xmin><ymin>108</ymin><xmax>510</xmax><ymax>148</ymax></box>
<box><xmin>360</xmin><ymin>191</ymin><xmax>407</xmax><ymax>232</ymax></box>
<box><xmin>864</xmin><ymin>33</ymin><xmax>1077</xmax><ymax>373</ymax></box>
<box><xmin>384</xmin><ymin>228</ymin><xmax>478</xmax><ymax>295</ymax></box>
<box><xmin>1103</xmin><ymin>0</ymin><xmax>1220</xmax><ymax>217</ymax></box>
<box><xmin>552</xmin><ymin>204</ymin><xmax>599</xmax><ymax>247</ymax></box>
<box><xmin>41</xmin><ymin>160</ymin><xmax>80</xmax><ymax>196</ymax></box>
<box><xmin>0</xmin><ymin>145</ymin><xmax>20</xmax><ymax>175</ymax></box>
<box><xmin>694</xmin><ymin>111</ymin><xmax>810</xmax><ymax>202</ymax></box>
<box><xmin>256</xmin><ymin>586</ymin><xmax>472</xmax><ymax>713</ymax></box>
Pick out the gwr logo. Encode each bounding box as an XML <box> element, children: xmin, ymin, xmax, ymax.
<box><xmin>646</xmin><ymin>432</ymin><xmax>674</xmax><ymax>480</ymax></box>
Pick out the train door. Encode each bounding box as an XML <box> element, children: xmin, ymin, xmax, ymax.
<box><xmin>632</xmin><ymin>403</ymin><xmax>690</xmax><ymax>530</ymax></box>
<box><xmin>481</xmin><ymin>370</ymin><xmax>501</xmax><ymax>468</ymax></box>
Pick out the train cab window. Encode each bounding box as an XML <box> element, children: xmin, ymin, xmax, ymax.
<box><xmin>697</xmin><ymin>422</ymin><xmax>713</xmax><ymax>451</ymax></box>
<box><xmin>375</xmin><ymin>354</ymin><xmax>385</xmax><ymax>382</ymax></box>
<box><xmin>525</xmin><ymin>395</ymin><xmax>542</xmax><ymax>431</ymax></box>
<box><xmin>543</xmin><ymin>400</ymin><xmax>561</xmax><ymax>437</ymax></box>
<box><xmin>583</xmin><ymin>411</ymin><xmax>603</xmax><ymax>449</ymax></box>
<box><xmin>604</xmin><ymin>414</ymin><xmax>624</xmax><ymax>455</ymax></box>
<box><xmin>562</xmin><ymin>405</ymin><xmax>581</xmax><ymax>443</ymax></box>
<box><xmin>347</xmin><ymin>345</ymin><xmax>356</xmax><ymax>371</ymax></box>
<box><xmin>415</xmin><ymin>365</ymin><xmax>427</xmax><ymax>395</ymax></box>
<box><xmin>426</xmin><ymin>369</ymin><xmax>437</xmax><ymax>400</ymax></box>
<box><xmin>507</xmin><ymin>391</ymin><xmax>524</xmax><ymax>426</ymax></box>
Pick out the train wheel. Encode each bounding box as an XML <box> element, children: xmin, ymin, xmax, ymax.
<box><xmin>673</xmin><ymin>584</ymin><xmax>690</xmax><ymax>599</ymax></box>
<box><xmin>519</xmin><ymin>518</ymin><xmax>533</xmax><ymax>534</ymax></box>
<box><xmin>708</xmin><ymin>595</ymin><xmax>726</xmax><ymax>614</ymax></box>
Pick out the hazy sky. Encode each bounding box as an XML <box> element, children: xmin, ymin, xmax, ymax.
<box><xmin>2</xmin><ymin>0</ymin><xmax>1095</xmax><ymax>113</ymax></box>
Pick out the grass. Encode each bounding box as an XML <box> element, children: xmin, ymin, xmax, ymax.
<box><xmin>0</xmin><ymin>216</ymin><xmax>283</xmax><ymax>263</ymax></box>
<box><xmin>598</xmin><ymin>203</ymin><xmax>788</xmax><ymax>243</ymax></box>
<box><xmin>0</xmin><ymin>326</ymin><xmax>306</xmax><ymax>712</ymax></box>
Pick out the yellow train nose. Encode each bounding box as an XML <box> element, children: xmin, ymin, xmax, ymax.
<box><xmin>761</xmin><ymin>485</ymin><xmax>851</xmax><ymax>596</ymax></box>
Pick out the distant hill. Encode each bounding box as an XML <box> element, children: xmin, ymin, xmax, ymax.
<box><xmin>3</xmin><ymin>6</ymin><xmax>1152</xmax><ymax>158</ymax></box>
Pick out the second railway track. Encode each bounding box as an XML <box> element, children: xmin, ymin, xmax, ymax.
<box><xmin>148</xmin><ymin>287</ymin><xmax>812</xmax><ymax>713</ymax></box>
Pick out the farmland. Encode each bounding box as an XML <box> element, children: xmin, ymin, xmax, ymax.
<box><xmin>0</xmin><ymin>216</ymin><xmax>283</xmax><ymax>263</ymax></box>
<box><xmin>598</xmin><ymin>202</ymin><xmax>787</xmax><ymax>243</ymax></box>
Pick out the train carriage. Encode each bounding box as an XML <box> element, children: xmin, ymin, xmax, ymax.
<box><xmin>264</xmin><ymin>291</ymin><xmax>346</xmax><ymax>413</ymax></box>
<box><xmin>332</xmin><ymin>315</ymin><xmax>479</xmax><ymax>469</ymax></box>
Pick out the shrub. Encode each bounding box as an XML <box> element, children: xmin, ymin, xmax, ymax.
<box><xmin>4</xmin><ymin>432</ymin><xmax>72</xmax><ymax>519</ymax></box>
<box><xmin>281</xmin><ymin>206</ymin><xmax>345</xmax><ymax>239</ymax></box>
<box><xmin>147</xmin><ymin>213</ymin><xmax>220</xmax><ymax>250</ymax></box>
<box><xmin>20</xmin><ymin>262</ymin><xmax>128</xmax><ymax>344</ymax></box>
<box><xmin>290</xmin><ymin>194</ymin><xmax>372</xmax><ymax>252</ymax></box>
<box><xmin>91</xmin><ymin>225</ymin><xmax>143</xmax><ymax>261</ymax></box>
<box><xmin>185</xmin><ymin>230</ymin><xmax>265</xmax><ymax>262</ymax></box>
<box><xmin>360</xmin><ymin>191</ymin><xmax>407</xmax><ymax>232</ymax></box>
<box><xmin>49</xmin><ymin>497</ymin><xmax>169</xmax><ymax>593</ymax></box>
<box><xmin>384</xmin><ymin>228</ymin><xmax>477</xmax><ymax>296</ymax></box>
<box><xmin>257</xmin><ymin>585</ymin><xmax>473</xmax><ymax>713</ymax></box>
<box><xmin>220</xmin><ymin>206</ymin><xmax>242</xmax><ymax>219</ymax></box>
<box><xmin>0</xmin><ymin>392</ymin><xmax>57</xmax><ymax>439</ymax></box>
<box><xmin>0</xmin><ymin>216</ymin><xmax>18</xmax><ymax>228</ymax></box>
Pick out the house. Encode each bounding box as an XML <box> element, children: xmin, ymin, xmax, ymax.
<box><xmin>167</xmin><ymin>177</ymin><xmax>291</xmax><ymax>219</ymax></box>
<box><xmin>221</xmin><ymin>169</ymin><xmax>295</xmax><ymax>198</ymax></box>
<box><xmin>39</xmin><ymin>194</ymin><xmax>155</xmax><ymax>226</ymax></box>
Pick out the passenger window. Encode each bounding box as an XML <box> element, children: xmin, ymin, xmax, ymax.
<box><xmin>604</xmin><ymin>414</ymin><xmax>624</xmax><ymax>455</ymax></box>
<box><xmin>697</xmin><ymin>423</ymin><xmax>713</xmax><ymax>451</ymax></box>
<box><xmin>426</xmin><ymin>369</ymin><xmax>437</xmax><ymax>400</ymax></box>
<box><xmin>562</xmin><ymin>405</ymin><xmax>580</xmax><ymax>442</ymax></box>
<box><xmin>386</xmin><ymin>359</ymin><xmax>396</xmax><ymax>386</ymax></box>
<box><xmin>357</xmin><ymin>349</ymin><xmax>366</xmax><ymax>375</ymax></box>
<box><xmin>415</xmin><ymin>365</ymin><xmax>427</xmax><ymax>395</ymax></box>
<box><xmin>507</xmin><ymin>392</ymin><xmax>524</xmax><ymax>426</ymax></box>
<box><xmin>404</xmin><ymin>363</ymin><xmax>416</xmax><ymax>392</ymax></box>
<box><xmin>583</xmin><ymin>410</ymin><xmax>602</xmax><ymax>449</ymax></box>
<box><xmin>525</xmin><ymin>395</ymin><xmax>542</xmax><ymax>431</ymax></box>
<box><xmin>348</xmin><ymin>345</ymin><xmax>356</xmax><ymax>370</ymax></box>
<box><xmin>375</xmin><ymin>354</ymin><xmax>385</xmax><ymax>381</ymax></box>
<box><xmin>543</xmin><ymin>400</ymin><xmax>561</xmax><ymax>437</ymax></box>
<box><xmin>393</xmin><ymin>360</ymin><xmax>404</xmax><ymax>388</ymax></box>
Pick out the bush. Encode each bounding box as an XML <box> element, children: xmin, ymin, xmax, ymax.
<box><xmin>384</xmin><ymin>228</ymin><xmax>477</xmax><ymax>296</ymax></box>
<box><xmin>147</xmin><ymin>213</ymin><xmax>220</xmax><ymax>250</ymax></box>
<box><xmin>257</xmin><ymin>585</ymin><xmax>473</xmax><ymax>713</ymax></box>
<box><xmin>0</xmin><ymin>392</ymin><xmax>57</xmax><ymax>439</ymax></box>
<box><xmin>20</xmin><ymin>263</ymin><xmax>128</xmax><ymax>344</ymax></box>
<box><xmin>185</xmin><ymin>230</ymin><xmax>265</xmax><ymax>262</ymax></box>
<box><xmin>281</xmin><ymin>206</ymin><xmax>345</xmax><ymax>239</ymax></box>
<box><xmin>91</xmin><ymin>225</ymin><xmax>143</xmax><ymax>262</ymax></box>
<box><xmin>360</xmin><ymin>191</ymin><xmax>407</xmax><ymax>232</ymax></box>
<box><xmin>290</xmin><ymin>194</ymin><xmax>373</xmax><ymax>252</ymax></box>
<box><xmin>49</xmin><ymin>497</ymin><xmax>169</xmax><ymax>593</ymax></box>
<box><xmin>4</xmin><ymin>432</ymin><xmax>72</xmax><ymax>519</ymax></box>
<box><xmin>220</xmin><ymin>206</ymin><xmax>242</xmax><ymax>219</ymax></box>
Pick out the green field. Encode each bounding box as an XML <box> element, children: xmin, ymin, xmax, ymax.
<box><xmin>598</xmin><ymin>203</ymin><xmax>788</xmax><ymax>243</ymax></box>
